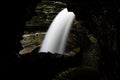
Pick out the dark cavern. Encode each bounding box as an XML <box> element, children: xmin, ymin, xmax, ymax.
<box><xmin>1</xmin><ymin>0</ymin><xmax>120</xmax><ymax>80</ymax></box>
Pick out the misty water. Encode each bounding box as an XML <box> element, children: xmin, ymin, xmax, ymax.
<box><xmin>39</xmin><ymin>8</ymin><xmax>75</xmax><ymax>54</ymax></box>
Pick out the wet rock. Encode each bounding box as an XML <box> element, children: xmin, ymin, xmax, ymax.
<box><xmin>25</xmin><ymin>1</ymin><xmax>67</xmax><ymax>32</ymax></box>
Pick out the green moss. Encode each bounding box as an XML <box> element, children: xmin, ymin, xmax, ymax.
<box><xmin>53</xmin><ymin>66</ymin><xmax>99</xmax><ymax>80</ymax></box>
<box><xmin>88</xmin><ymin>34</ymin><xmax>97</xmax><ymax>44</ymax></box>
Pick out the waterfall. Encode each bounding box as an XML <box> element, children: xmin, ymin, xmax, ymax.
<box><xmin>39</xmin><ymin>8</ymin><xmax>75</xmax><ymax>54</ymax></box>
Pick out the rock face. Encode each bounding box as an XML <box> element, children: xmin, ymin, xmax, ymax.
<box><xmin>2</xmin><ymin>0</ymin><xmax>120</xmax><ymax>80</ymax></box>
<box><xmin>25</xmin><ymin>1</ymin><xmax>67</xmax><ymax>32</ymax></box>
<box><xmin>20</xmin><ymin>1</ymin><xmax>67</xmax><ymax>54</ymax></box>
<box><xmin>66</xmin><ymin>0</ymin><xmax>120</xmax><ymax>80</ymax></box>
<box><xmin>19</xmin><ymin>32</ymin><xmax>45</xmax><ymax>54</ymax></box>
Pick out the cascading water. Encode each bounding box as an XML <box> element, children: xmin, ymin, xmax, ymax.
<box><xmin>39</xmin><ymin>8</ymin><xmax>75</xmax><ymax>54</ymax></box>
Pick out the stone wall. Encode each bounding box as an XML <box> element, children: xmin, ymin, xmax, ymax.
<box><xmin>25</xmin><ymin>1</ymin><xmax>67</xmax><ymax>32</ymax></box>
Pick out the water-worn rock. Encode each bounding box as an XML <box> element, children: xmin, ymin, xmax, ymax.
<box><xmin>25</xmin><ymin>1</ymin><xmax>67</xmax><ymax>32</ymax></box>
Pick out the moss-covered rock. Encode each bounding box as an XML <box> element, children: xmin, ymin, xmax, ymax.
<box><xmin>25</xmin><ymin>1</ymin><xmax>67</xmax><ymax>32</ymax></box>
<box><xmin>19</xmin><ymin>32</ymin><xmax>45</xmax><ymax>54</ymax></box>
<box><xmin>53</xmin><ymin>66</ymin><xmax>100</xmax><ymax>80</ymax></box>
